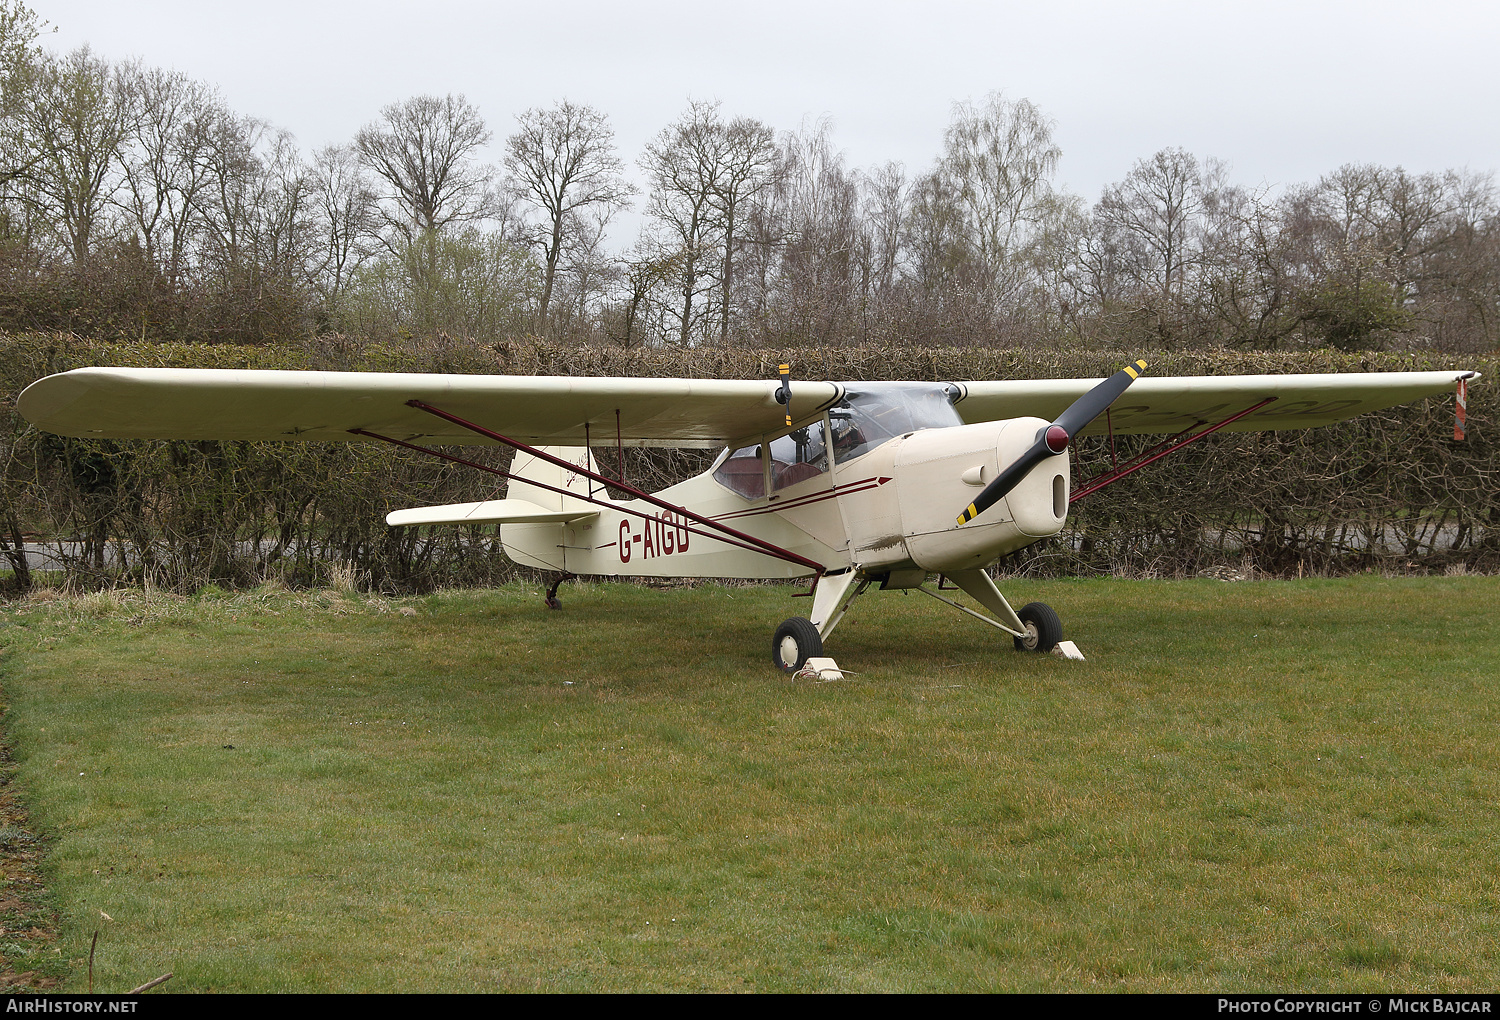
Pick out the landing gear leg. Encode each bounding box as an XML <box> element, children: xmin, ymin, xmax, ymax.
<box><xmin>545</xmin><ymin>572</ymin><xmax>576</xmax><ymax>610</ymax></box>
<box><xmin>918</xmin><ymin>569</ymin><xmax>1065</xmax><ymax>652</ymax></box>
<box><xmin>770</xmin><ymin>570</ymin><xmax>871</xmax><ymax>673</ymax></box>
<box><xmin>808</xmin><ymin>570</ymin><xmax>869</xmax><ymax>640</ymax></box>
<box><xmin>944</xmin><ymin>569</ymin><xmax>1030</xmax><ymax>635</ymax></box>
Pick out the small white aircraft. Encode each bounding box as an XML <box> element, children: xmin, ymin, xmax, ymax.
<box><xmin>18</xmin><ymin>362</ymin><xmax>1478</xmax><ymax>671</ymax></box>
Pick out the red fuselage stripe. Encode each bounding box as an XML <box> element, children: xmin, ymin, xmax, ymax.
<box><xmin>711</xmin><ymin>476</ymin><xmax>890</xmax><ymax>521</ymax></box>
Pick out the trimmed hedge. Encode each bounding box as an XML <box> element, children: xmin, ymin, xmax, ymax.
<box><xmin>0</xmin><ymin>333</ymin><xmax>1492</xmax><ymax>593</ymax></box>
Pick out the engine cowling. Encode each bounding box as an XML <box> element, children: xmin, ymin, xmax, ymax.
<box><xmin>890</xmin><ymin>418</ymin><xmax>1070</xmax><ymax>573</ymax></box>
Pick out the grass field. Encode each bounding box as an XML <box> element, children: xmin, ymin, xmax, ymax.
<box><xmin>0</xmin><ymin>575</ymin><xmax>1496</xmax><ymax>992</ymax></box>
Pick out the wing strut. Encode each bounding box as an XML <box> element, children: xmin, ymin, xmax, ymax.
<box><xmin>358</xmin><ymin>399</ymin><xmax>827</xmax><ymax>580</ymax></box>
<box><xmin>352</xmin><ymin>427</ymin><xmax>823</xmax><ymax>573</ymax></box>
<box><xmin>1070</xmin><ymin>397</ymin><xmax>1278</xmax><ymax>503</ymax></box>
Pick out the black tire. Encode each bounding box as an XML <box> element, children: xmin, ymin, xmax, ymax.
<box><xmin>1013</xmin><ymin>602</ymin><xmax>1062</xmax><ymax>653</ymax></box>
<box><xmin>772</xmin><ymin>617</ymin><xmax>823</xmax><ymax>672</ymax></box>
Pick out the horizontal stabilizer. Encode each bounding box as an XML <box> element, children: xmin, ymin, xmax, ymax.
<box><xmin>386</xmin><ymin>499</ymin><xmax>599</xmax><ymax>527</ymax></box>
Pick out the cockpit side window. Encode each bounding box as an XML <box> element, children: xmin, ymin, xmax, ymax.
<box><xmin>712</xmin><ymin>444</ymin><xmax>767</xmax><ymax>498</ymax></box>
<box><xmin>769</xmin><ymin>419</ymin><xmax>829</xmax><ymax>491</ymax></box>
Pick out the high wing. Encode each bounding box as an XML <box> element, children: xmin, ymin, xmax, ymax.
<box><xmin>17</xmin><ymin>368</ymin><xmax>842</xmax><ymax>449</ymax></box>
<box><xmin>17</xmin><ymin>366</ymin><xmax>1477</xmax><ymax>447</ymax></box>
<box><xmin>953</xmin><ymin>371</ymin><xmax>1478</xmax><ymax>434</ymax></box>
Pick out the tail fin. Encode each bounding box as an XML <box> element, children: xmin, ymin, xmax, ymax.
<box><xmin>508</xmin><ymin>446</ymin><xmax>605</xmax><ymax>511</ymax></box>
<box><xmin>499</xmin><ymin>447</ymin><xmax>606</xmax><ymax>573</ymax></box>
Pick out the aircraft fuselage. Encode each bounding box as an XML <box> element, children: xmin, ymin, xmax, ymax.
<box><xmin>499</xmin><ymin>382</ymin><xmax>1070</xmax><ymax>581</ymax></box>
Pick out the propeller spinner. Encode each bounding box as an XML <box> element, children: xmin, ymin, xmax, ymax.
<box><xmin>956</xmin><ymin>359</ymin><xmax>1148</xmax><ymax>526</ymax></box>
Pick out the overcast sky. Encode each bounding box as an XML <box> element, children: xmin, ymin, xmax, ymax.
<box><xmin>29</xmin><ymin>0</ymin><xmax>1500</xmax><ymax>245</ymax></box>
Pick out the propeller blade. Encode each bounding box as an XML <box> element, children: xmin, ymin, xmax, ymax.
<box><xmin>1053</xmin><ymin>358</ymin><xmax>1148</xmax><ymax>437</ymax></box>
<box><xmin>775</xmin><ymin>362</ymin><xmax>792</xmax><ymax>428</ymax></box>
<box><xmin>956</xmin><ymin>359</ymin><xmax>1147</xmax><ymax>526</ymax></box>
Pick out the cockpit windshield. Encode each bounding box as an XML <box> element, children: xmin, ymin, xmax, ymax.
<box><xmin>828</xmin><ymin>383</ymin><xmax>963</xmax><ymax>462</ymax></box>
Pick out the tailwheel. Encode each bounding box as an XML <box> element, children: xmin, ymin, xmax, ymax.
<box><xmin>544</xmin><ymin>572</ymin><xmax>575</xmax><ymax>611</ymax></box>
<box><xmin>1013</xmin><ymin>602</ymin><xmax>1062</xmax><ymax>653</ymax></box>
<box><xmin>772</xmin><ymin>617</ymin><xmax>822</xmax><ymax>673</ymax></box>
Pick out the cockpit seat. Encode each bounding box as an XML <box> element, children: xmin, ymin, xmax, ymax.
<box><xmin>713</xmin><ymin>456</ymin><xmax>766</xmax><ymax>498</ymax></box>
<box><xmin>774</xmin><ymin>461</ymin><xmax>824</xmax><ymax>488</ymax></box>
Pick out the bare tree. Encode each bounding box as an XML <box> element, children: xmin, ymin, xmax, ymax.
<box><xmin>556</xmin><ymin>207</ymin><xmax>617</xmax><ymax>336</ymax></box>
<box><xmin>18</xmin><ymin>46</ymin><xmax>130</xmax><ymax>261</ymax></box>
<box><xmin>613</xmin><ymin>238</ymin><xmax>686</xmax><ymax>345</ymax></box>
<box><xmin>1021</xmin><ymin>188</ymin><xmax>1085</xmax><ymax>329</ymax></box>
<box><xmin>759</xmin><ymin>118</ymin><xmax>864</xmax><ymax>342</ymax></box>
<box><xmin>0</xmin><ymin>0</ymin><xmax>46</xmax><ymax>186</ymax></box>
<box><xmin>863</xmin><ymin>161</ymin><xmax>908</xmax><ymax>298</ymax></box>
<box><xmin>1290</xmin><ymin>165</ymin><xmax>1498</xmax><ymax>349</ymax></box>
<box><xmin>505</xmin><ymin>100</ymin><xmax>632</xmax><ymax>331</ymax></box>
<box><xmin>1372</xmin><ymin>167</ymin><xmax>1455</xmax><ymax>300</ymax></box>
<box><xmin>1293</xmin><ymin>164</ymin><xmax>1386</xmax><ymax>275</ymax></box>
<box><xmin>641</xmin><ymin>100</ymin><xmax>729</xmax><ymax>344</ymax></box>
<box><xmin>310</xmin><ymin>143</ymin><xmax>379</xmax><ymax>311</ymax></box>
<box><xmin>1096</xmin><ymin>148</ymin><xmax>1204</xmax><ymax>313</ymax></box>
<box><xmin>938</xmin><ymin>92</ymin><xmax>1062</xmax><ymax>307</ymax></box>
<box><xmin>190</xmin><ymin>108</ymin><xmax>263</xmax><ymax>275</ymax></box>
<box><xmin>711</xmin><ymin>115</ymin><xmax>779</xmax><ymax>343</ymax></box>
<box><xmin>1188</xmin><ymin>181</ymin><xmax>1302</xmax><ymax>347</ymax></box>
<box><xmin>246</xmin><ymin>130</ymin><xmax>318</xmax><ymax>287</ymax></box>
<box><xmin>355</xmin><ymin>94</ymin><xmax>493</xmax><ymax>243</ymax></box>
<box><xmin>113</xmin><ymin>62</ymin><xmax>224</xmax><ymax>285</ymax></box>
<box><xmin>902</xmin><ymin>168</ymin><xmax>971</xmax><ymax>314</ymax></box>
<box><xmin>1418</xmin><ymin>170</ymin><xmax>1500</xmax><ymax>349</ymax></box>
<box><xmin>1062</xmin><ymin>204</ymin><xmax>1131</xmax><ymax>316</ymax></box>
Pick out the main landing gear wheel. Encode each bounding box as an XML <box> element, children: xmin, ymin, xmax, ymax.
<box><xmin>772</xmin><ymin>617</ymin><xmax>823</xmax><ymax>673</ymax></box>
<box><xmin>1013</xmin><ymin>602</ymin><xmax>1063</xmax><ymax>653</ymax></box>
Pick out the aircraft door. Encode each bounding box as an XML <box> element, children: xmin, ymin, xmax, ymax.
<box><xmin>765</xmin><ymin>418</ymin><xmax>846</xmax><ymax>552</ymax></box>
<box><xmin>836</xmin><ymin>433</ymin><xmax>905</xmax><ymax>569</ymax></box>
